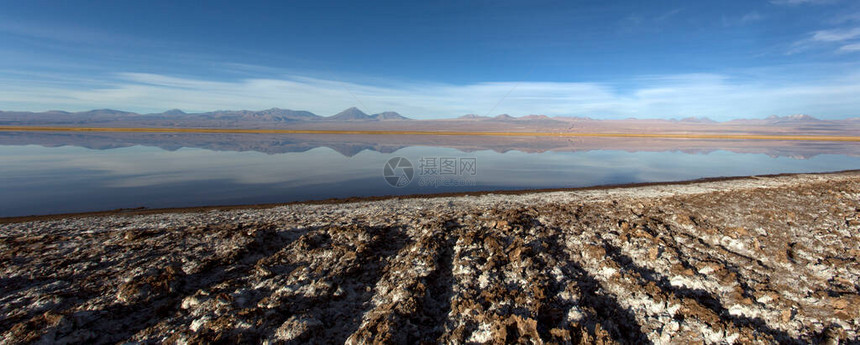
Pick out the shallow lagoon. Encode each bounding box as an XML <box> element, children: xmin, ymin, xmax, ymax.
<box><xmin>1</xmin><ymin>132</ymin><xmax>858</xmax><ymax>216</ymax></box>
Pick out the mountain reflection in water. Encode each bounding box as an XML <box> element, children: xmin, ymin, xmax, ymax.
<box><xmin>0</xmin><ymin>131</ymin><xmax>858</xmax><ymax>217</ymax></box>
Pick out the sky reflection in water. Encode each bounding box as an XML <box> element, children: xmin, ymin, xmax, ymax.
<box><xmin>1</xmin><ymin>135</ymin><xmax>858</xmax><ymax>216</ymax></box>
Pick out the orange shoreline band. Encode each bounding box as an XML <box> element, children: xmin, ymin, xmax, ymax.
<box><xmin>0</xmin><ymin>126</ymin><xmax>859</xmax><ymax>141</ymax></box>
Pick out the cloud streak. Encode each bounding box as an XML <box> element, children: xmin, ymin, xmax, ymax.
<box><xmin>790</xmin><ymin>26</ymin><xmax>860</xmax><ymax>54</ymax></box>
<box><xmin>811</xmin><ymin>27</ymin><xmax>860</xmax><ymax>42</ymax></box>
<box><xmin>0</xmin><ymin>18</ymin><xmax>156</xmax><ymax>48</ymax></box>
<box><xmin>839</xmin><ymin>43</ymin><xmax>860</xmax><ymax>52</ymax></box>
<box><xmin>770</xmin><ymin>0</ymin><xmax>837</xmax><ymax>5</ymax></box>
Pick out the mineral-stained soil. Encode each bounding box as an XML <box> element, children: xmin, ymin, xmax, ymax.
<box><xmin>1</xmin><ymin>172</ymin><xmax>859</xmax><ymax>344</ymax></box>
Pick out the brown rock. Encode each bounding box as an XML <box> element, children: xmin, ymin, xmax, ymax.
<box><xmin>648</xmin><ymin>246</ymin><xmax>660</xmax><ymax>260</ymax></box>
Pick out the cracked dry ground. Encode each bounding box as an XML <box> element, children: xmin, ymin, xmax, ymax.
<box><xmin>1</xmin><ymin>173</ymin><xmax>859</xmax><ymax>344</ymax></box>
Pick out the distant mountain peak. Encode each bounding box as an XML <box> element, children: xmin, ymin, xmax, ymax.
<box><xmin>163</xmin><ymin>109</ymin><xmax>186</xmax><ymax>115</ymax></box>
<box><xmin>262</xmin><ymin>108</ymin><xmax>320</xmax><ymax>119</ymax></box>
<box><xmin>371</xmin><ymin>111</ymin><xmax>410</xmax><ymax>120</ymax></box>
<box><xmin>557</xmin><ymin>115</ymin><xmax>595</xmax><ymax>121</ymax></box>
<box><xmin>520</xmin><ymin>114</ymin><xmax>551</xmax><ymax>120</ymax></box>
<box><xmin>459</xmin><ymin>114</ymin><xmax>487</xmax><ymax>119</ymax></box>
<box><xmin>494</xmin><ymin>114</ymin><xmax>514</xmax><ymax>120</ymax></box>
<box><xmin>330</xmin><ymin>107</ymin><xmax>371</xmax><ymax>120</ymax></box>
<box><xmin>765</xmin><ymin>114</ymin><xmax>822</xmax><ymax>122</ymax></box>
<box><xmin>82</xmin><ymin>109</ymin><xmax>135</xmax><ymax>116</ymax></box>
<box><xmin>678</xmin><ymin>116</ymin><xmax>716</xmax><ymax>123</ymax></box>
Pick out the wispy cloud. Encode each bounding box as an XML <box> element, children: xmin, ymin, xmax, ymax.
<box><xmin>770</xmin><ymin>0</ymin><xmax>838</xmax><ymax>5</ymax></box>
<box><xmin>0</xmin><ymin>18</ymin><xmax>152</xmax><ymax>47</ymax></box>
<box><xmin>722</xmin><ymin>11</ymin><xmax>764</xmax><ymax>27</ymax></box>
<box><xmin>617</xmin><ymin>8</ymin><xmax>683</xmax><ymax>34</ymax></box>
<box><xmin>810</xmin><ymin>27</ymin><xmax>860</xmax><ymax>41</ymax></box>
<box><xmin>741</xmin><ymin>11</ymin><xmax>763</xmax><ymax>23</ymax></box>
<box><xmin>2</xmin><ymin>68</ymin><xmax>860</xmax><ymax>120</ymax></box>
<box><xmin>790</xmin><ymin>26</ymin><xmax>860</xmax><ymax>53</ymax></box>
<box><xmin>655</xmin><ymin>8</ymin><xmax>682</xmax><ymax>22</ymax></box>
<box><xmin>839</xmin><ymin>43</ymin><xmax>860</xmax><ymax>52</ymax></box>
<box><xmin>829</xmin><ymin>11</ymin><xmax>860</xmax><ymax>24</ymax></box>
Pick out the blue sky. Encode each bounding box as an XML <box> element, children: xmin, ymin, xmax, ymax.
<box><xmin>1</xmin><ymin>0</ymin><xmax>860</xmax><ymax>119</ymax></box>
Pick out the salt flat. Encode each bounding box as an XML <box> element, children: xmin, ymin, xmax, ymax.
<box><xmin>1</xmin><ymin>171</ymin><xmax>858</xmax><ymax>343</ymax></box>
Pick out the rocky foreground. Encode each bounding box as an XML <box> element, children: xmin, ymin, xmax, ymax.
<box><xmin>1</xmin><ymin>172</ymin><xmax>859</xmax><ymax>344</ymax></box>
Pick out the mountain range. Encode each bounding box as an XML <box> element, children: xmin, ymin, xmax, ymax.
<box><xmin>0</xmin><ymin>107</ymin><xmax>859</xmax><ymax>136</ymax></box>
<box><xmin>0</xmin><ymin>107</ymin><xmax>409</xmax><ymax>124</ymax></box>
<box><xmin>2</xmin><ymin>107</ymin><xmax>854</xmax><ymax>123</ymax></box>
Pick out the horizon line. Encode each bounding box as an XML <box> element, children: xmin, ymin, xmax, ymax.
<box><xmin>2</xmin><ymin>126</ymin><xmax>859</xmax><ymax>142</ymax></box>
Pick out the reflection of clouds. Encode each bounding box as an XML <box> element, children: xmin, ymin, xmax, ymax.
<box><xmin>7</xmin><ymin>143</ymin><xmax>860</xmax><ymax>217</ymax></box>
<box><xmin>0</xmin><ymin>146</ymin><xmax>388</xmax><ymax>188</ymax></box>
<box><xmin>454</xmin><ymin>149</ymin><xmax>860</xmax><ymax>188</ymax></box>
<box><xmin>2</xmin><ymin>145</ymin><xmax>860</xmax><ymax>192</ymax></box>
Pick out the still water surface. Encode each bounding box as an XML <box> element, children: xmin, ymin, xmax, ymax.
<box><xmin>1</xmin><ymin>132</ymin><xmax>858</xmax><ymax>216</ymax></box>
